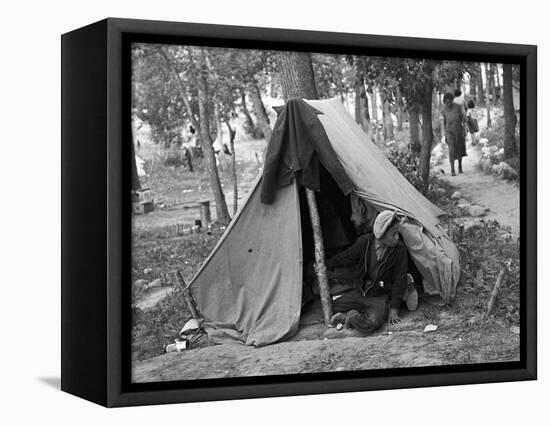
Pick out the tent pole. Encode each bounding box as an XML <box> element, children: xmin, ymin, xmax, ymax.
<box><xmin>305</xmin><ymin>188</ymin><xmax>333</xmax><ymax>325</ymax></box>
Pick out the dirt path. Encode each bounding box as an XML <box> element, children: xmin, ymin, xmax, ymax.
<box><xmin>438</xmin><ymin>143</ymin><xmax>520</xmax><ymax>236</ymax></box>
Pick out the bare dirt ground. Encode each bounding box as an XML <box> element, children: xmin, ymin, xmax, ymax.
<box><xmin>132</xmin><ymin>122</ymin><xmax>520</xmax><ymax>384</ymax></box>
<box><xmin>133</xmin><ymin>293</ymin><xmax>519</xmax><ymax>382</ymax></box>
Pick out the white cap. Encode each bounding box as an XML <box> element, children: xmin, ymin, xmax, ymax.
<box><xmin>373</xmin><ymin>210</ymin><xmax>398</xmax><ymax>239</ymax></box>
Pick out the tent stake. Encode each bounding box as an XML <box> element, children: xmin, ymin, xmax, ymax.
<box><xmin>484</xmin><ymin>265</ymin><xmax>507</xmax><ymax>319</ymax></box>
<box><xmin>305</xmin><ymin>188</ymin><xmax>333</xmax><ymax>325</ymax></box>
<box><xmin>175</xmin><ymin>271</ymin><xmax>200</xmax><ymax>321</ymax></box>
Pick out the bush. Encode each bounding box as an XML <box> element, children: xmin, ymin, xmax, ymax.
<box><xmin>453</xmin><ymin>219</ymin><xmax>520</xmax><ymax>325</ymax></box>
<box><xmin>480</xmin><ymin>115</ymin><xmax>505</xmax><ymax>149</ymax></box>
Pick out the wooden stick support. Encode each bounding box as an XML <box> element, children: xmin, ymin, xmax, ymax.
<box><xmin>175</xmin><ymin>271</ymin><xmax>200</xmax><ymax>320</ymax></box>
<box><xmin>305</xmin><ymin>188</ymin><xmax>333</xmax><ymax>325</ymax></box>
<box><xmin>485</xmin><ymin>266</ymin><xmax>507</xmax><ymax>319</ymax></box>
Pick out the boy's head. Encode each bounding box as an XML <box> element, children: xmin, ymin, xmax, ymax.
<box><xmin>454</xmin><ymin>89</ymin><xmax>462</xmax><ymax>97</ymax></box>
<box><xmin>467</xmin><ymin>100</ymin><xmax>475</xmax><ymax>109</ymax></box>
<box><xmin>374</xmin><ymin>210</ymin><xmax>400</xmax><ymax>247</ymax></box>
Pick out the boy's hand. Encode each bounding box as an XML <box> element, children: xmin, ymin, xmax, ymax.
<box><xmin>388</xmin><ymin>308</ymin><xmax>402</xmax><ymax>325</ymax></box>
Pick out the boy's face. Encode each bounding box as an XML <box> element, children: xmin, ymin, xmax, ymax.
<box><xmin>380</xmin><ymin>224</ymin><xmax>400</xmax><ymax>248</ymax></box>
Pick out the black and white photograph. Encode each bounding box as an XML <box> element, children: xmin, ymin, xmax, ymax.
<box><xmin>130</xmin><ymin>43</ymin><xmax>522</xmax><ymax>383</ymax></box>
<box><xmin>4</xmin><ymin>0</ymin><xmax>548</xmax><ymax>422</ymax></box>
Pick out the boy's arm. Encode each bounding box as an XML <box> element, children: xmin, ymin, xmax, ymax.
<box><xmin>326</xmin><ymin>234</ymin><xmax>369</xmax><ymax>269</ymax></box>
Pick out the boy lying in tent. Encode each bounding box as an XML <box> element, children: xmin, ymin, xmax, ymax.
<box><xmin>307</xmin><ymin>210</ymin><xmax>419</xmax><ymax>333</ymax></box>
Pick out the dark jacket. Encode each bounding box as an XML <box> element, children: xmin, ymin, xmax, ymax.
<box><xmin>326</xmin><ymin>233</ymin><xmax>408</xmax><ymax>309</ymax></box>
<box><xmin>261</xmin><ymin>99</ymin><xmax>354</xmax><ymax>204</ymax></box>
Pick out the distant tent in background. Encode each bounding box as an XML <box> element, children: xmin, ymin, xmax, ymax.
<box><xmin>188</xmin><ymin>97</ymin><xmax>461</xmax><ymax>347</ymax></box>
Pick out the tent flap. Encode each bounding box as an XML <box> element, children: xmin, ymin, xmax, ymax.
<box><xmin>192</xmin><ymin>180</ymin><xmax>303</xmax><ymax>347</ymax></box>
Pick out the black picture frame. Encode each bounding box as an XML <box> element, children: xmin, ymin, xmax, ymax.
<box><xmin>61</xmin><ymin>17</ymin><xmax>537</xmax><ymax>407</ymax></box>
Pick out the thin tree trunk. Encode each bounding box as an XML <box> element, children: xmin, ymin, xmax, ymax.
<box><xmin>225</xmin><ymin>121</ymin><xmax>238</xmax><ymax>215</ymax></box>
<box><xmin>396</xmin><ymin>86</ymin><xmax>404</xmax><ymax>132</ymax></box>
<box><xmin>489</xmin><ymin>63</ymin><xmax>497</xmax><ymax>102</ymax></box>
<box><xmin>477</xmin><ymin>62</ymin><xmax>484</xmax><ymax>103</ymax></box>
<box><xmin>370</xmin><ymin>86</ymin><xmax>379</xmax><ymax>122</ymax></box>
<box><xmin>278</xmin><ymin>51</ymin><xmax>332</xmax><ymax>325</ymax></box>
<box><xmin>485</xmin><ymin>63</ymin><xmax>492</xmax><ymax>128</ymax></box>
<box><xmin>470</xmin><ymin>73</ymin><xmax>477</xmax><ymax>100</ymax></box>
<box><xmin>494</xmin><ymin>63</ymin><xmax>502</xmax><ymax>102</ymax></box>
<box><xmin>354</xmin><ymin>82</ymin><xmax>362</xmax><ymax>125</ymax></box>
<box><xmin>213</xmin><ymin>101</ymin><xmax>223</xmax><ymax>147</ymax></box>
<box><xmin>362</xmin><ymin>86</ymin><xmax>370</xmax><ymax>124</ymax></box>
<box><xmin>420</xmin><ymin>80</ymin><xmax>434</xmax><ymax>192</ymax></box>
<box><xmin>354</xmin><ymin>76</ymin><xmax>370</xmax><ymax>134</ymax></box>
<box><xmin>409</xmin><ymin>104</ymin><xmax>421</xmax><ymax>154</ymax></box>
<box><xmin>382</xmin><ymin>96</ymin><xmax>394</xmax><ymax>140</ymax></box>
<box><xmin>196</xmin><ymin>49</ymin><xmax>231</xmax><ymax>224</ymax></box>
<box><xmin>240</xmin><ymin>90</ymin><xmax>258</xmax><ymax>137</ymax></box>
<box><xmin>503</xmin><ymin>63</ymin><xmax>518</xmax><ymax>160</ymax></box>
<box><xmin>247</xmin><ymin>81</ymin><xmax>272</xmax><ymax>142</ymax></box>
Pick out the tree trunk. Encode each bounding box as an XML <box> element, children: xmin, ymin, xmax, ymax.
<box><xmin>494</xmin><ymin>63</ymin><xmax>502</xmax><ymax>102</ymax></box>
<box><xmin>503</xmin><ymin>63</ymin><xmax>518</xmax><ymax>160</ymax></box>
<box><xmin>240</xmin><ymin>90</ymin><xmax>258</xmax><ymax>137</ymax></box>
<box><xmin>278</xmin><ymin>51</ymin><xmax>318</xmax><ymax>100</ymax></box>
<box><xmin>476</xmin><ymin>62</ymin><xmax>484</xmax><ymax>103</ymax></box>
<box><xmin>419</xmin><ymin>80</ymin><xmax>434</xmax><ymax>192</ymax></box>
<box><xmin>354</xmin><ymin>77</ymin><xmax>370</xmax><ymax>134</ymax></box>
<box><xmin>470</xmin><ymin>73</ymin><xmax>477</xmax><ymax>100</ymax></box>
<box><xmin>354</xmin><ymin>82</ymin><xmax>362</xmax><ymax>125</ymax></box>
<box><xmin>485</xmin><ymin>63</ymin><xmax>492</xmax><ymax>128</ymax></box>
<box><xmin>278</xmin><ymin>51</ymin><xmax>333</xmax><ymax>325</ymax></box>
<box><xmin>213</xmin><ymin>101</ymin><xmax>223</xmax><ymax>146</ymax></box>
<box><xmin>247</xmin><ymin>81</ymin><xmax>272</xmax><ymax>142</ymax></box>
<box><xmin>362</xmin><ymin>87</ymin><xmax>370</xmax><ymax>124</ymax></box>
<box><xmin>370</xmin><ymin>86</ymin><xmax>379</xmax><ymax>122</ymax></box>
<box><xmin>196</xmin><ymin>49</ymin><xmax>231</xmax><ymax>224</ymax></box>
<box><xmin>225</xmin><ymin>121</ymin><xmax>238</xmax><ymax>215</ymax></box>
<box><xmin>409</xmin><ymin>104</ymin><xmax>421</xmax><ymax>154</ymax></box>
<box><xmin>382</xmin><ymin>96</ymin><xmax>394</xmax><ymax>140</ymax></box>
<box><xmin>489</xmin><ymin>63</ymin><xmax>497</xmax><ymax>103</ymax></box>
<box><xmin>396</xmin><ymin>86</ymin><xmax>404</xmax><ymax>132</ymax></box>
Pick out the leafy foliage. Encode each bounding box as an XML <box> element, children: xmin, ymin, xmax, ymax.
<box><xmin>386</xmin><ymin>148</ymin><xmax>441</xmax><ymax>195</ymax></box>
<box><xmin>454</xmin><ymin>220</ymin><xmax>520</xmax><ymax>325</ymax></box>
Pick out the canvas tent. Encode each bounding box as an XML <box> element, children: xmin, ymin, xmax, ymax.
<box><xmin>189</xmin><ymin>97</ymin><xmax>461</xmax><ymax>347</ymax></box>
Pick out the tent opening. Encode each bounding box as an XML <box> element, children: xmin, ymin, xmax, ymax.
<box><xmin>298</xmin><ymin>164</ymin><xmax>423</xmax><ymax>310</ymax></box>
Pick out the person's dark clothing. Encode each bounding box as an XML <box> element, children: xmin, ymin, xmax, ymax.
<box><xmin>331</xmin><ymin>291</ymin><xmax>388</xmax><ymax>334</ymax></box>
<box><xmin>441</xmin><ymin>104</ymin><xmax>467</xmax><ymax>161</ymax></box>
<box><xmin>326</xmin><ymin>233</ymin><xmax>408</xmax><ymax>310</ymax></box>
<box><xmin>261</xmin><ymin>99</ymin><xmax>354</xmax><ymax>204</ymax></box>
